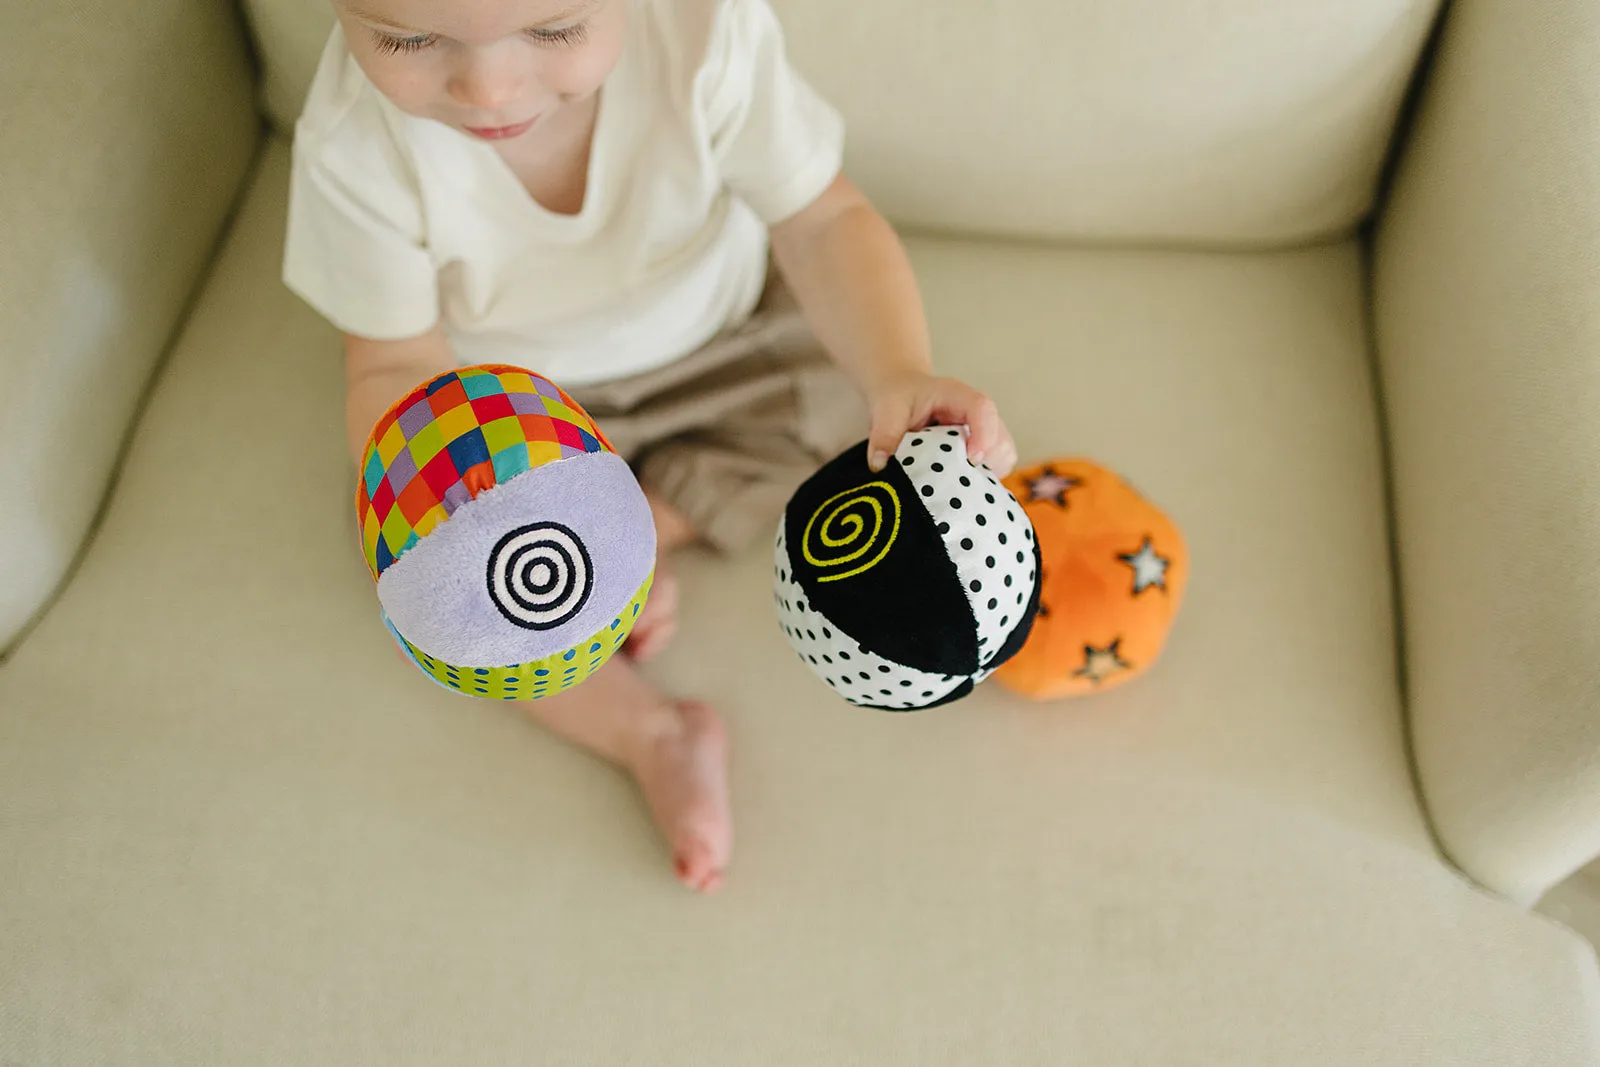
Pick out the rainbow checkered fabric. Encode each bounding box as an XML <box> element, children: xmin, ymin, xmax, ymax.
<box><xmin>356</xmin><ymin>365</ymin><xmax>614</xmax><ymax>581</ymax></box>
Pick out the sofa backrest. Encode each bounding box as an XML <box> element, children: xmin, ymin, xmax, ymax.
<box><xmin>0</xmin><ymin>0</ymin><xmax>260</xmax><ymax>653</ymax></box>
<box><xmin>241</xmin><ymin>0</ymin><xmax>1440</xmax><ymax>244</ymax></box>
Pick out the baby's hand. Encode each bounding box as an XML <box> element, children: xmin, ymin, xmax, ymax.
<box><xmin>626</xmin><ymin>554</ymin><xmax>679</xmax><ymax>662</ymax></box>
<box><xmin>865</xmin><ymin>371</ymin><xmax>1017</xmax><ymax>476</ymax></box>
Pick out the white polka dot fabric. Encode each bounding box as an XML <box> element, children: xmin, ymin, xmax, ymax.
<box><xmin>894</xmin><ymin>428</ymin><xmax>1037</xmax><ymax>669</ymax></box>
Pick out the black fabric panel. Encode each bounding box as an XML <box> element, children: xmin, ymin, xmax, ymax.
<box><xmin>983</xmin><ymin>533</ymin><xmax>1044</xmax><ymax>670</ymax></box>
<box><xmin>785</xmin><ymin>441</ymin><xmax>977</xmax><ymax>676</ymax></box>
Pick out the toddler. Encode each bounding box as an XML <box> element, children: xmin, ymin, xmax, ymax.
<box><xmin>285</xmin><ymin>0</ymin><xmax>1017</xmax><ymax>892</ymax></box>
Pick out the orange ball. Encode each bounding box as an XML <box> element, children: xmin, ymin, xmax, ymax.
<box><xmin>993</xmin><ymin>459</ymin><xmax>1188</xmax><ymax>699</ymax></box>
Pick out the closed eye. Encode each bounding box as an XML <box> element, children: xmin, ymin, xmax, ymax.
<box><xmin>368</xmin><ymin>22</ymin><xmax>586</xmax><ymax>55</ymax></box>
<box><xmin>526</xmin><ymin>21</ymin><xmax>590</xmax><ymax>47</ymax></box>
<box><xmin>371</xmin><ymin>30</ymin><xmax>438</xmax><ymax>55</ymax></box>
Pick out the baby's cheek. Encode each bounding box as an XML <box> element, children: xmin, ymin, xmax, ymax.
<box><xmin>551</xmin><ymin>12</ymin><xmax>628</xmax><ymax>100</ymax></box>
<box><xmin>358</xmin><ymin>58</ymin><xmax>443</xmax><ymax>116</ymax></box>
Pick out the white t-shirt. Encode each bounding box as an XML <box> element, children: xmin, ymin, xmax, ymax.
<box><xmin>283</xmin><ymin>0</ymin><xmax>843</xmax><ymax>386</ymax></box>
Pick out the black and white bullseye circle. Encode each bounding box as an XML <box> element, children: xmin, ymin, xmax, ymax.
<box><xmin>487</xmin><ymin>522</ymin><xmax>593</xmax><ymax>630</ymax></box>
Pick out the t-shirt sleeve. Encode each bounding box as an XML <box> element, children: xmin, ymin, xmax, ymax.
<box><xmin>283</xmin><ymin>125</ymin><xmax>440</xmax><ymax>341</ymax></box>
<box><xmin>703</xmin><ymin>0</ymin><xmax>845</xmax><ymax>225</ymax></box>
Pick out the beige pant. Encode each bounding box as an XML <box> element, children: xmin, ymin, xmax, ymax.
<box><xmin>568</xmin><ymin>273</ymin><xmax>869</xmax><ymax>554</ymax></box>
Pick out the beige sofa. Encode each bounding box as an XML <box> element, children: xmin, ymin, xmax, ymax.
<box><xmin>3</xmin><ymin>0</ymin><xmax>1599</xmax><ymax>1061</ymax></box>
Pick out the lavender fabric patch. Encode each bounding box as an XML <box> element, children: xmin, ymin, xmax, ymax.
<box><xmin>398</xmin><ymin>398</ymin><xmax>435</xmax><ymax>437</ymax></box>
<box><xmin>441</xmin><ymin>480</ymin><xmax>472</xmax><ymax>516</ymax></box>
<box><xmin>508</xmin><ymin>391</ymin><xmax>547</xmax><ymax>416</ymax></box>
<box><xmin>376</xmin><ymin>450</ymin><xmax>656</xmax><ymax>666</ymax></box>
<box><xmin>385</xmin><ymin>447</ymin><xmax>419</xmax><ymax>493</ymax></box>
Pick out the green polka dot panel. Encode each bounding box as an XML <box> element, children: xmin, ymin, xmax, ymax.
<box><xmin>397</xmin><ymin>572</ymin><xmax>654</xmax><ymax>700</ymax></box>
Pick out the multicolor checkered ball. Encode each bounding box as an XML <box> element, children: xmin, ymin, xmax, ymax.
<box><xmin>356</xmin><ymin>364</ymin><xmax>655</xmax><ymax>700</ymax></box>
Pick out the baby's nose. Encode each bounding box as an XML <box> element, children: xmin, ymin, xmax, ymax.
<box><xmin>447</xmin><ymin>48</ymin><xmax>528</xmax><ymax>112</ymax></box>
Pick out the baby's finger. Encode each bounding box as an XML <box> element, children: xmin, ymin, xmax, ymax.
<box><xmin>632</xmin><ymin>619</ymin><xmax>676</xmax><ymax>662</ymax></box>
<box><xmin>866</xmin><ymin>401</ymin><xmax>914</xmax><ymax>472</ymax></box>
<box><xmin>960</xmin><ymin>392</ymin><xmax>1005</xmax><ymax>468</ymax></box>
<box><xmin>626</xmin><ymin>612</ymin><xmax>671</xmax><ymax>661</ymax></box>
<box><xmin>985</xmin><ymin>430</ymin><xmax>1019</xmax><ymax>477</ymax></box>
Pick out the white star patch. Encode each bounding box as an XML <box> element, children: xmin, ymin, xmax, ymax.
<box><xmin>1025</xmin><ymin>469</ymin><xmax>1079</xmax><ymax>507</ymax></box>
<box><xmin>1118</xmin><ymin>538</ymin><xmax>1170</xmax><ymax>595</ymax></box>
<box><xmin>1074</xmin><ymin>640</ymin><xmax>1131</xmax><ymax>685</ymax></box>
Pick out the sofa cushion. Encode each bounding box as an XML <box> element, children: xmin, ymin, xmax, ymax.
<box><xmin>240</xmin><ymin>0</ymin><xmax>1440</xmax><ymax>245</ymax></box>
<box><xmin>4</xmin><ymin>137</ymin><xmax>1597</xmax><ymax>1063</ymax></box>
<box><xmin>0</xmin><ymin>0</ymin><xmax>259</xmax><ymax>653</ymax></box>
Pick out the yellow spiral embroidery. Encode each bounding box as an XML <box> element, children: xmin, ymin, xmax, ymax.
<box><xmin>802</xmin><ymin>481</ymin><xmax>902</xmax><ymax>582</ymax></box>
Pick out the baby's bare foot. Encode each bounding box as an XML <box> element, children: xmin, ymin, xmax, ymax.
<box><xmin>510</xmin><ymin>656</ymin><xmax>731</xmax><ymax>890</ymax></box>
<box><xmin>628</xmin><ymin>701</ymin><xmax>731</xmax><ymax>893</ymax></box>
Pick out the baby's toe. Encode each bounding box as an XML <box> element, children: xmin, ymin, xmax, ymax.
<box><xmin>674</xmin><ymin>836</ymin><xmax>725</xmax><ymax>894</ymax></box>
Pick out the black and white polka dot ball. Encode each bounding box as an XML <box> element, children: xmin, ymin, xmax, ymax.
<box><xmin>774</xmin><ymin>427</ymin><xmax>1042</xmax><ymax>710</ymax></box>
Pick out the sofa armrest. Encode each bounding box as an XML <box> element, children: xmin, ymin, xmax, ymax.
<box><xmin>1373</xmin><ymin>0</ymin><xmax>1600</xmax><ymax>905</ymax></box>
<box><xmin>0</xmin><ymin>0</ymin><xmax>261</xmax><ymax>656</ymax></box>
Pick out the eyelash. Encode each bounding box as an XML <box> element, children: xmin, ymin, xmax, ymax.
<box><xmin>529</xmin><ymin>23</ymin><xmax>590</xmax><ymax>47</ymax></box>
<box><xmin>371</xmin><ymin>32</ymin><xmax>435</xmax><ymax>56</ymax></box>
<box><xmin>369</xmin><ymin>22</ymin><xmax>589</xmax><ymax>56</ymax></box>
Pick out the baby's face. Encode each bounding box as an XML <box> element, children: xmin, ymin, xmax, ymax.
<box><xmin>333</xmin><ymin>0</ymin><xmax>626</xmax><ymax>141</ymax></box>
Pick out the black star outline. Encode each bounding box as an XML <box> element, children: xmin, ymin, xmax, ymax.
<box><xmin>1117</xmin><ymin>537</ymin><xmax>1172</xmax><ymax>596</ymax></box>
<box><xmin>1073</xmin><ymin>638</ymin><xmax>1132</xmax><ymax>685</ymax></box>
<box><xmin>1024</xmin><ymin>466</ymin><xmax>1080</xmax><ymax>508</ymax></box>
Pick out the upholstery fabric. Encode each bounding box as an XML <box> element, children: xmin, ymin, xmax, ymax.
<box><xmin>1542</xmin><ymin>865</ymin><xmax>1600</xmax><ymax>955</ymax></box>
<box><xmin>4</xmin><ymin>139</ymin><xmax>1596</xmax><ymax>1062</ymax></box>
<box><xmin>0</xmin><ymin>0</ymin><xmax>259</xmax><ymax>652</ymax></box>
<box><xmin>239</xmin><ymin>0</ymin><xmax>1442</xmax><ymax>244</ymax></box>
<box><xmin>1373</xmin><ymin>0</ymin><xmax>1600</xmax><ymax>905</ymax></box>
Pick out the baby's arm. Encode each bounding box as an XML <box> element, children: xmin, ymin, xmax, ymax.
<box><xmin>769</xmin><ymin>175</ymin><xmax>1017</xmax><ymax>476</ymax></box>
<box><xmin>342</xmin><ymin>326</ymin><xmax>457</xmax><ymax>464</ymax></box>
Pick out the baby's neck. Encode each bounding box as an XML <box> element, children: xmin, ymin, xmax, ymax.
<box><xmin>493</xmin><ymin>92</ymin><xmax>603</xmax><ymax>217</ymax></box>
